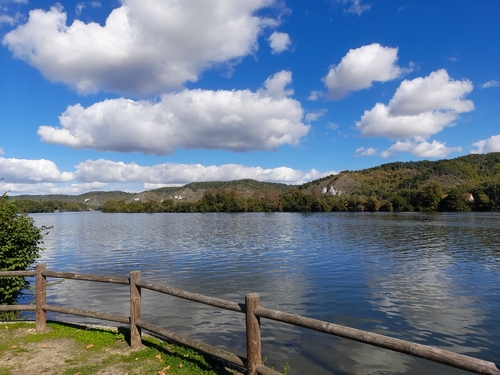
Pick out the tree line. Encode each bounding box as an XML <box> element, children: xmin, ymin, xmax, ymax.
<box><xmin>13</xmin><ymin>200</ymin><xmax>90</xmax><ymax>213</ymax></box>
<box><xmin>101</xmin><ymin>181</ymin><xmax>500</xmax><ymax>213</ymax></box>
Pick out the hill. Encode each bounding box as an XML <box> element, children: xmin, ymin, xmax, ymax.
<box><xmin>299</xmin><ymin>153</ymin><xmax>500</xmax><ymax>195</ymax></box>
<box><xmin>10</xmin><ymin>153</ymin><xmax>500</xmax><ymax>213</ymax></box>
<box><xmin>11</xmin><ymin>179</ymin><xmax>295</xmax><ymax>211</ymax></box>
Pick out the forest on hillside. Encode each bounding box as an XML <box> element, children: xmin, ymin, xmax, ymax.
<box><xmin>11</xmin><ymin>153</ymin><xmax>500</xmax><ymax>213</ymax></box>
<box><xmin>99</xmin><ymin>180</ymin><xmax>500</xmax><ymax>213</ymax></box>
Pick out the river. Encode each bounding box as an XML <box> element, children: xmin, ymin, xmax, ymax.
<box><xmin>29</xmin><ymin>211</ymin><xmax>500</xmax><ymax>375</ymax></box>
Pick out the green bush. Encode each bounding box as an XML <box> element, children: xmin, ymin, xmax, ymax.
<box><xmin>0</xmin><ymin>193</ymin><xmax>45</xmax><ymax>306</ymax></box>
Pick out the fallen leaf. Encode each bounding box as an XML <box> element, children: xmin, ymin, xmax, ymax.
<box><xmin>42</xmin><ymin>344</ymin><xmax>49</xmax><ymax>348</ymax></box>
<box><xmin>158</xmin><ymin>372</ymin><xmax>166</xmax><ymax>375</ymax></box>
<box><xmin>178</xmin><ymin>363</ymin><xmax>183</xmax><ymax>368</ymax></box>
<box><xmin>162</xmin><ymin>366</ymin><xmax>171</xmax><ymax>371</ymax></box>
<box><xmin>86</xmin><ymin>344</ymin><xmax>94</xmax><ymax>349</ymax></box>
<box><xmin>10</xmin><ymin>345</ymin><xmax>18</xmax><ymax>349</ymax></box>
<box><xmin>135</xmin><ymin>358</ymin><xmax>139</xmax><ymax>361</ymax></box>
<box><xmin>155</xmin><ymin>354</ymin><xmax>162</xmax><ymax>360</ymax></box>
<box><xmin>4</xmin><ymin>326</ymin><xmax>8</xmax><ymax>330</ymax></box>
<box><xmin>73</xmin><ymin>373</ymin><xmax>80</xmax><ymax>375</ymax></box>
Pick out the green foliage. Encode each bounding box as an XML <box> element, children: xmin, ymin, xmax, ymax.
<box><xmin>0</xmin><ymin>194</ymin><xmax>45</xmax><ymax>305</ymax></box>
<box><xmin>68</xmin><ymin>153</ymin><xmax>500</xmax><ymax>214</ymax></box>
<box><xmin>13</xmin><ymin>199</ymin><xmax>89</xmax><ymax>213</ymax></box>
<box><xmin>183</xmin><ymin>179</ymin><xmax>294</xmax><ymax>193</ymax></box>
<box><xmin>440</xmin><ymin>186</ymin><xmax>473</xmax><ymax>212</ymax></box>
<box><xmin>416</xmin><ymin>182</ymin><xmax>443</xmax><ymax>211</ymax></box>
<box><xmin>2</xmin><ymin>322</ymin><xmax>234</xmax><ymax>375</ymax></box>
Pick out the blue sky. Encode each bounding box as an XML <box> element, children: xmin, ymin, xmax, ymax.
<box><xmin>1</xmin><ymin>0</ymin><xmax>499</xmax><ymax>195</ymax></box>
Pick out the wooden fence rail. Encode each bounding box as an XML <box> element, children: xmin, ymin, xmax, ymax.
<box><xmin>1</xmin><ymin>263</ymin><xmax>499</xmax><ymax>375</ymax></box>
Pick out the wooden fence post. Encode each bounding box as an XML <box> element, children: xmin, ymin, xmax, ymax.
<box><xmin>246</xmin><ymin>293</ymin><xmax>262</xmax><ymax>375</ymax></box>
<box><xmin>35</xmin><ymin>263</ymin><xmax>46</xmax><ymax>332</ymax></box>
<box><xmin>130</xmin><ymin>270</ymin><xmax>142</xmax><ymax>348</ymax></box>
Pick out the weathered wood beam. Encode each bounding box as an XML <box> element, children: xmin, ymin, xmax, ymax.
<box><xmin>135</xmin><ymin>280</ymin><xmax>244</xmax><ymax>313</ymax></box>
<box><xmin>255</xmin><ymin>307</ymin><xmax>500</xmax><ymax>375</ymax></box>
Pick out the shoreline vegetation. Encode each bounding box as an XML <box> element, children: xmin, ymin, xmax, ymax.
<box><xmin>11</xmin><ymin>153</ymin><xmax>500</xmax><ymax>213</ymax></box>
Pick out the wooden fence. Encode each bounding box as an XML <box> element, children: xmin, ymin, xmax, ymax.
<box><xmin>1</xmin><ymin>263</ymin><xmax>499</xmax><ymax>375</ymax></box>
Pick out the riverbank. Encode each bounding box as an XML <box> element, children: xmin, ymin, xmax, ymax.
<box><xmin>0</xmin><ymin>321</ymin><xmax>243</xmax><ymax>375</ymax></box>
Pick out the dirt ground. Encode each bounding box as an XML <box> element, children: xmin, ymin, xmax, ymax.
<box><xmin>0</xmin><ymin>322</ymin><xmax>244</xmax><ymax>375</ymax></box>
<box><xmin>1</xmin><ymin>324</ymin><xmax>141</xmax><ymax>375</ymax></box>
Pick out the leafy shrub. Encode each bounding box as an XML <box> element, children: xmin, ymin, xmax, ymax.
<box><xmin>0</xmin><ymin>193</ymin><xmax>45</xmax><ymax>306</ymax></box>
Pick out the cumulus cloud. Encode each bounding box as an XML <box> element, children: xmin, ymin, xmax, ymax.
<box><xmin>38</xmin><ymin>71</ymin><xmax>309</xmax><ymax>155</ymax></box>
<box><xmin>323</xmin><ymin>43</ymin><xmax>409</xmax><ymax>99</ymax></box>
<box><xmin>268</xmin><ymin>31</ymin><xmax>291</xmax><ymax>54</ymax></box>
<box><xmin>0</xmin><ymin>182</ymin><xmax>107</xmax><ymax>196</ymax></box>
<box><xmin>3</xmin><ymin>0</ymin><xmax>277</xmax><ymax>95</ymax></box>
<box><xmin>356</xmin><ymin>69</ymin><xmax>474</xmax><ymax>139</ymax></box>
<box><xmin>471</xmin><ymin>134</ymin><xmax>500</xmax><ymax>153</ymax></box>
<box><xmin>354</xmin><ymin>147</ymin><xmax>376</xmax><ymax>157</ymax></box>
<box><xmin>75</xmin><ymin>159</ymin><xmax>336</xmax><ymax>186</ymax></box>
<box><xmin>381</xmin><ymin>140</ymin><xmax>462</xmax><ymax>159</ymax></box>
<box><xmin>0</xmin><ymin>157</ymin><xmax>75</xmax><ymax>183</ymax></box>
<box><xmin>481</xmin><ymin>80</ymin><xmax>500</xmax><ymax>88</ymax></box>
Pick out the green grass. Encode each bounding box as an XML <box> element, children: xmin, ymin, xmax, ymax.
<box><xmin>0</xmin><ymin>321</ymin><xmax>242</xmax><ymax>375</ymax></box>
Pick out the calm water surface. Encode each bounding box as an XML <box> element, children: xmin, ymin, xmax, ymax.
<box><xmin>30</xmin><ymin>212</ymin><xmax>500</xmax><ymax>375</ymax></box>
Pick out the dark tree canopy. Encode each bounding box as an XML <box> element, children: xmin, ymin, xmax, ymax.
<box><xmin>0</xmin><ymin>193</ymin><xmax>45</xmax><ymax>306</ymax></box>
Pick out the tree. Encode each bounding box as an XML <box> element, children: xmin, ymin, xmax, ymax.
<box><xmin>416</xmin><ymin>182</ymin><xmax>443</xmax><ymax>211</ymax></box>
<box><xmin>0</xmin><ymin>193</ymin><xmax>45</xmax><ymax>306</ymax></box>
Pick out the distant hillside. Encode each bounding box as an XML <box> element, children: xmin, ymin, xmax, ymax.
<box><xmin>11</xmin><ymin>179</ymin><xmax>295</xmax><ymax>208</ymax></box>
<box><xmin>13</xmin><ymin>191</ymin><xmax>134</xmax><ymax>206</ymax></box>
<box><xmin>298</xmin><ymin>153</ymin><xmax>500</xmax><ymax>196</ymax></box>
<box><xmin>11</xmin><ymin>153</ymin><xmax>500</xmax><ymax>213</ymax></box>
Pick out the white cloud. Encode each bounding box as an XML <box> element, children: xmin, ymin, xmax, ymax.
<box><xmin>323</xmin><ymin>43</ymin><xmax>409</xmax><ymax>99</ymax></box>
<box><xmin>356</xmin><ymin>69</ymin><xmax>474</xmax><ymax>139</ymax></box>
<box><xmin>0</xmin><ymin>14</ymin><xmax>15</xmax><ymax>25</ymax></box>
<box><xmin>0</xmin><ymin>147</ymin><xmax>4</xmax><ymax>155</ymax></box>
<box><xmin>91</xmin><ymin>2</ymin><xmax>101</xmax><ymax>8</ymax></box>
<box><xmin>0</xmin><ymin>157</ymin><xmax>75</xmax><ymax>183</ymax></box>
<box><xmin>38</xmin><ymin>71</ymin><xmax>309</xmax><ymax>155</ymax></box>
<box><xmin>308</xmin><ymin>91</ymin><xmax>320</xmax><ymax>101</ymax></box>
<box><xmin>387</xmin><ymin>69</ymin><xmax>474</xmax><ymax>116</ymax></box>
<box><xmin>75</xmin><ymin>2</ymin><xmax>85</xmax><ymax>16</ymax></box>
<box><xmin>354</xmin><ymin>147</ymin><xmax>376</xmax><ymax>157</ymax></box>
<box><xmin>471</xmin><ymin>134</ymin><xmax>500</xmax><ymax>153</ymax></box>
<box><xmin>0</xmin><ymin>182</ymin><xmax>107</xmax><ymax>196</ymax></box>
<box><xmin>0</xmin><ymin>11</ymin><xmax>22</xmax><ymax>25</ymax></box>
<box><xmin>3</xmin><ymin>0</ymin><xmax>277</xmax><ymax>95</ymax></box>
<box><xmin>305</xmin><ymin>109</ymin><xmax>327</xmax><ymax>122</ymax></box>
<box><xmin>268</xmin><ymin>31</ymin><xmax>291</xmax><ymax>54</ymax></box>
<box><xmin>340</xmin><ymin>0</ymin><xmax>371</xmax><ymax>16</ymax></box>
<box><xmin>75</xmin><ymin>159</ymin><xmax>336</xmax><ymax>186</ymax></box>
<box><xmin>481</xmin><ymin>80</ymin><xmax>500</xmax><ymax>88</ymax></box>
<box><xmin>381</xmin><ymin>140</ymin><xmax>462</xmax><ymax>159</ymax></box>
